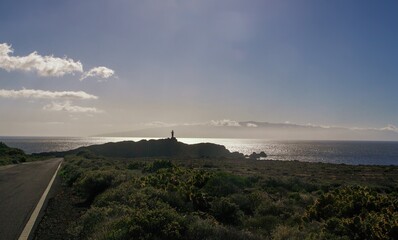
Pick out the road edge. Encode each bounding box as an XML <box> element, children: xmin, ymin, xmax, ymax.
<box><xmin>18</xmin><ymin>159</ymin><xmax>63</xmax><ymax>240</ymax></box>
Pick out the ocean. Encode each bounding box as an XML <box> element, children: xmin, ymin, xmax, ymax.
<box><xmin>1</xmin><ymin>136</ymin><xmax>397</xmax><ymax>166</ymax></box>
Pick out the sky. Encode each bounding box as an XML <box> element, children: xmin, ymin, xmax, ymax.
<box><xmin>0</xmin><ymin>0</ymin><xmax>397</xmax><ymax>137</ymax></box>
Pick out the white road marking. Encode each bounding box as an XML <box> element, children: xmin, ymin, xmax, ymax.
<box><xmin>18</xmin><ymin>160</ymin><xmax>62</xmax><ymax>240</ymax></box>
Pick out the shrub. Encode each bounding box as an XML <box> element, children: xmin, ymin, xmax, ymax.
<box><xmin>75</xmin><ymin>170</ymin><xmax>116</xmax><ymax>202</ymax></box>
<box><xmin>76</xmin><ymin>150</ymin><xmax>100</xmax><ymax>159</ymax></box>
<box><xmin>230</xmin><ymin>192</ymin><xmax>265</xmax><ymax>215</ymax></box>
<box><xmin>211</xmin><ymin>197</ymin><xmax>243</xmax><ymax>225</ymax></box>
<box><xmin>144</xmin><ymin>160</ymin><xmax>174</xmax><ymax>173</ymax></box>
<box><xmin>18</xmin><ymin>156</ymin><xmax>27</xmax><ymax>162</ymax></box>
<box><xmin>112</xmin><ymin>207</ymin><xmax>187</xmax><ymax>240</ymax></box>
<box><xmin>71</xmin><ymin>205</ymin><xmax>134</xmax><ymax>239</ymax></box>
<box><xmin>60</xmin><ymin>163</ymin><xmax>82</xmax><ymax>186</ymax></box>
<box><xmin>262</xmin><ymin>177</ymin><xmax>318</xmax><ymax>194</ymax></box>
<box><xmin>245</xmin><ymin>215</ymin><xmax>280</xmax><ymax>235</ymax></box>
<box><xmin>127</xmin><ymin>162</ymin><xmax>145</xmax><ymax>170</ymax></box>
<box><xmin>159</xmin><ymin>190</ymin><xmax>188</xmax><ymax>211</ymax></box>
<box><xmin>271</xmin><ymin>225</ymin><xmax>306</xmax><ymax>240</ymax></box>
<box><xmin>306</xmin><ymin>186</ymin><xmax>398</xmax><ymax>239</ymax></box>
<box><xmin>187</xmin><ymin>218</ymin><xmax>261</xmax><ymax>240</ymax></box>
<box><xmin>204</xmin><ymin>172</ymin><xmax>250</xmax><ymax>197</ymax></box>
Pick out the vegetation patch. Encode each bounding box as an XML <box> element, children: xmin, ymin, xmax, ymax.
<box><xmin>36</xmin><ymin>154</ymin><xmax>398</xmax><ymax>239</ymax></box>
<box><xmin>0</xmin><ymin>142</ymin><xmax>44</xmax><ymax>166</ymax></box>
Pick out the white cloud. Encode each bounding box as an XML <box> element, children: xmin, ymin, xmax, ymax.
<box><xmin>354</xmin><ymin>124</ymin><xmax>398</xmax><ymax>133</ymax></box>
<box><xmin>246</xmin><ymin>123</ymin><xmax>257</xmax><ymax>127</ymax></box>
<box><xmin>80</xmin><ymin>66</ymin><xmax>115</xmax><ymax>81</ymax></box>
<box><xmin>144</xmin><ymin>121</ymin><xmax>177</xmax><ymax>128</ymax></box>
<box><xmin>305</xmin><ymin>123</ymin><xmax>334</xmax><ymax>129</ymax></box>
<box><xmin>142</xmin><ymin>119</ymin><xmax>244</xmax><ymax>128</ymax></box>
<box><xmin>0</xmin><ymin>89</ymin><xmax>98</xmax><ymax>100</ymax></box>
<box><xmin>305</xmin><ymin>122</ymin><xmax>398</xmax><ymax>133</ymax></box>
<box><xmin>210</xmin><ymin>119</ymin><xmax>241</xmax><ymax>127</ymax></box>
<box><xmin>0</xmin><ymin>43</ymin><xmax>116</xmax><ymax>81</ymax></box>
<box><xmin>0</xmin><ymin>43</ymin><xmax>83</xmax><ymax>77</ymax></box>
<box><xmin>381</xmin><ymin>124</ymin><xmax>398</xmax><ymax>132</ymax></box>
<box><xmin>43</xmin><ymin>101</ymin><xmax>103</xmax><ymax>113</ymax></box>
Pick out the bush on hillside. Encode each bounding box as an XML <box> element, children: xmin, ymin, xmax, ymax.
<box><xmin>306</xmin><ymin>186</ymin><xmax>398</xmax><ymax>239</ymax></box>
<box><xmin>75</xmin><ymin>170</ymin><xmax>117</xmax><ymax>202</ymax></box>
<box><xmin>143</xmin><ymin>160</ymin><xmax>174</xmax><ymax>173</ymax></box>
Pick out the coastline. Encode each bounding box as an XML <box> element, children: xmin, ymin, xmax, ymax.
<box><xmin>1</xmin><ymin>136</ymin><xmax>398</xmax><ymax>165</ymax></box>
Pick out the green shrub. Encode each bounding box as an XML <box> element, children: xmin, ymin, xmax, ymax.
<box><xmin>95</xmin><ymin>180</ymin><xmax>139</xmax><ymax>207</ymax></box>
<box><xmin>108</xmin><ymin>207</ymin><xmax>187</xmax><ymax>240</ymax></box>
<box><xmin>271</xmin><ymin>225</ymin><xmax>306</xmax><ymax>240</ymax></box>
<box><xmin>76</xmin><ymin>150</ymin><xmax>100</xmax><ymax>159</ymax></box>
<box><xmin>127</xmin><ymin>162</ymin><xmax>145</xmax><ymax>170</ymax></box>
<box><xmin>60</xmin><ymin>163</ymin><xmax>82</xmax><ymax>186</ymax></box>
<box><xmin>18</xmin><ymin>156</ymin><xmax>27</xmax><ymax>163</ymax></box>
<box><xmin>245</xmin><ymin>215</ymin><xmax>280</xmax><ymax>235</ymax></box>
<box><xmin>230</xmin><ymin>192</ymin><xmax>265</xmax><ymax>215</ymax></box>
<box><xmin>204</xmin><ymin>172</ymin><xmax>250</xmax><ymax>197</ymax></box>
<box><xmin>187</xmin><ymin>218</ymin><xmax>261</xmax><ymax>240</ymax></box>
<box><xmin>211</xmin><ymin>197</ymin><xmax>243</xmax><ymax>225</ymax></box>
<box><xmin>306</xmin><ymin>186</ymin><xmax>398</xmax><ymax>239</ymax></box>
<box><xmin>159</xmin><ymin>190</ymin><xmax>189</xmax><ymax>211</ymax></box>
<box><xmin>144</xmin><ymin>160</ymin><xmax>174</xmax><ymax>173</ymax></box>
<box><xmin>75</xmin><ymin>170</ymin><xmax>116</xmax><ymax>202</ymax></box>
<box><xmin>262</xmin><ymin>177</ymin><xmax>318</xmax><ymax>194</ymax></box>
<box><xmin>71</xmin><ymin>205</ymin><xmax>134</xmax><ymax>239</ymax></box>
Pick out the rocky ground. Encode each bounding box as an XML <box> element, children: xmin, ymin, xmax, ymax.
<box><xmin>33</xmin><ymin>184</ymin><xmax>86</xmax><ymax>240</ymax></box>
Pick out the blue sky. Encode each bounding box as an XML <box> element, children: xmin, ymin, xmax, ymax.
<box><xmin>0</xmin><ymin>0</ymin><xmax>397</xmax><ymax>136</ymax></box>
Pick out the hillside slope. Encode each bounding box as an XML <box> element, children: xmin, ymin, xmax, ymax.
<box><xmin>36</xmin><ymin>138</ymin><xmax>246</xmax><ymax>159</ymax></box>
<box><xmin>0</xmin><ymin>142</ymin><xmax>27</xmax><ymax>165</ymax></box>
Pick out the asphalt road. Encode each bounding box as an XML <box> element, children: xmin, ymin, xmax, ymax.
<box><xmin>0</xmin><ymin>158</ymin><xmax>62</xmax><ymax>240</ymax></box>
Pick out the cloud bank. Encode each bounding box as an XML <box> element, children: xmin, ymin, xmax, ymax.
<box><xmin>80</xmin><ymin>66</ymin><xmax>115</xmax><ymax>81</ymax></box>
<box><xmin>0</xmin><ymin>43</ymin><xmax>115</xmax><ymax>80</ymax></box>
<box><xmin>144</xmin><ymin>121</ymin><xmax>177</xmax><ymax>128</ymax></box>
<box><xmin>0</xmin><ymin>43</ymin><xmax>83</xmax><ymax>77</ymax></box>
<box><xmin>0</xmin><ymin>89</ymin><xmax>98</xmax><ymax>100</ymax></box>
<box><xmin>210</xmin><ymin>119</ymin><xmax>241</xmax><ymax>127</ymax></box>
<box><xmin>142</xmin><ymin>119</ymin><xmax>398</xmax><ymax>135</ymax></box>
<box><xmin>43</xmin><ymin>101</ymin><xmax>102</xmax><ymax>113</ymax></box>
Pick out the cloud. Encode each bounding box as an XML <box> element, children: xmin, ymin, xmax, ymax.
<box><xmin>246</xmin><ymin>123</ymin><xmax>258</xmax><ymax>127</ymax></box>
<box><xmin>80</xmin><ymin>66</ymin><xmax>115</xmax><ymax>81</ymax></box>
<box><xmin>301</xmin><ymin>122</ymin><xmax>398</xmax><ymax>133</ymax></box>
<box><xmin>144</xmin><ymin>121</ymin><xmax>177</xmax><ymax>128</ymax></box>
<box><xmin>0</xmin><ymin>43</ymin><xmax>83</xmax><ymax>77</ymax></box>
<box><xmin>210</xmin><ymin>119</ymin><xmax>241</xmax><ymax>127</ymax></box>
<box><xmin>0</xmin><ymin>89</ymin><xmax>98</xmax><ymax>100</ymax></box>
<box><xmin>43</xmin><ymin>101</ymin><xmax>103</xmax><ymax>113</ymax></box>
<box><xmin>142</xmin><ymin>119</ymin><xmax>243</xmax><ymax>128</ymax></box>
<box><xmin>354</xmin><ymin>124</ymin><xmax>398</xmax><ymax>133</ymax></box>
<box><xmin>381</xmin><ymin>124</ymin><xmax>398</xmax><ymax>132</ymax></box>
<box><xmin>305</xmin><ymin>123</ymin><xmax>334</xmax><ymax>129</ymax></box>
<box><xmin>0</xmin><ymin>43</ymin><xmax>115</xmax><ymax>80</ymax></box>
